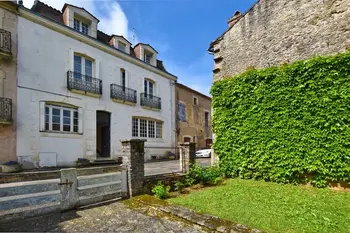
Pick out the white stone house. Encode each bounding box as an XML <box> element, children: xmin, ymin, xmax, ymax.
<box><xmin>16</xmin><ymin>1</ymin><xmax>177</xmax><ymax>167</ymax></box>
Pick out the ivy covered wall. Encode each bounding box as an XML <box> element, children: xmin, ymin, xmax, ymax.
<box><xmin>211</xmin><ymin>52</ymin><xmax>350</xmax><ymax>187</ymax></box>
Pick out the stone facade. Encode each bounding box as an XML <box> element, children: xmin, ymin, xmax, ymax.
<box><xmin>0</xmin><ymin>2</ymin><xmax>17</xmax><ymax>164</ymax></box>
<box><xmin>210</xmin><ymin>0</ymin><xmax>350</xmax><ymax>81</ymax></box>
<box><xmin>176</xmin><ymin>83</ymin><xmax>212</xmax><ymax>149</ymax></box>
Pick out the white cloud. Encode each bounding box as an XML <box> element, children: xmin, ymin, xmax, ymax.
<box><xmin>23</xmin><ymin>0</ymin><xmax>128</xmax><ymax>37</ymax></box>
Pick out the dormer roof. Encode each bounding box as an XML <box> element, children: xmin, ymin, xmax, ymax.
<box><xmin>62</xmin><ymin>3</ymin><xmax>99</xmax><ymax>22</ymax></box>
<box><xmin>110</xmin><ymin>35</ymin><xmax>132</xmax><ymax>45</ymax></box>
<box><xmin>134</xmin><ymin>43</ymin><xmax>158</xmax><ymax>54</ymax></box>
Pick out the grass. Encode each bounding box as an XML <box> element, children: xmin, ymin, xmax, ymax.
<box><xmin>169</xmin><ymin>179</ymin><xmax>350</xmax><ymax>233</ymax></box>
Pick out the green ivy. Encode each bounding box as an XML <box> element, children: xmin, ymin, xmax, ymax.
<box><xmin>211</xmin><ymin>52</ymin><xmax>350</xmax><ymax>187</ymax></box>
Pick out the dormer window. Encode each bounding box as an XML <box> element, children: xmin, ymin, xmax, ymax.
<box><xmin>144</xmin><ymin>53</ymin><xmax>152</xmax><ymax>64</ymax></box>
<box><xmin>73</xmin><ymin>18</ymin><xmax>89</xmax><ymax>35</ymax></box>
<box><xmin>118</xmin><ymin>42</ymin><xmax>126</xmax><ymax>52</ymax></box>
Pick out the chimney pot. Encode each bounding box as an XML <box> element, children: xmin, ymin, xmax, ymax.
<box><xmin>228</xmin><ymin>11</ymin><xmax>242</xmax><ymax>28</ymax></box>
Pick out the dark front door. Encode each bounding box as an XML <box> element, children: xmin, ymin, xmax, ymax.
<box><xmin>101</xmin><ymin>126</ymin><xmax>110</xmax><ymax>157</ymax></box>
<box><xmin>96</xmin><ymin>111</ymin><xmax>111</xmax><ymax>158</ymax></box>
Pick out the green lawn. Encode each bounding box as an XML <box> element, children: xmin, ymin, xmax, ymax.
<box><xmin>169</xmin><ymin>179</ymin><xmax>350</xmax><ymax>233</ymax></box>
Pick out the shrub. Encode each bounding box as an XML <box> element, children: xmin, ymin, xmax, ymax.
<box><xmin>185</xmin><ymin>164</ymin><xmax>224</xmax><ymax>186</ymax></box>
<box><xmin>174</xmin><ymin>181</ymin><xmax>186</xmax><ymax>193</ymax></box>
<box><xmin>152</xmin><ymin>182</ymin><xmax>171</xmax><ymax>199</ymax></box>
<box><xmin>211</xmin><ymin>52</ymin><xmax>350</xmax><ymax>187</ymax></box>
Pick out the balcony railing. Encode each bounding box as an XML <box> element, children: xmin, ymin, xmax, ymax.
<box><xmin>140</xmin><ymin>93</ymin><xmax>161</xmax><ymax>110</ymax></box>
<box><xmin>67</xmin><ymin>71</ymin><xmax>102</xmax><ymax>95</ymax></box>
<box><xmin>0</xmin><ymin>97</ymin><xmax>12</xmax><ymax>122</ymax></box>
<box><xmin>0</xmin><ymin>29</ymin><xmax>11</xmax><ymax>55</ymax></box>
<box><xmin>110</xmin><ymin>84</ymin><xmax>137</xmax><ymax>104</ymax></box>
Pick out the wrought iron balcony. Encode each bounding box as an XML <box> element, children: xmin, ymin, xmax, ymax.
<box><xmin>0</xmin><ymin>97</ymin><xmax>12</xmax><ymax>123</ymax></box>
<box><xmin>0</xmin><ymin>29</ymin><xmax>11</xmax><ymax>56</ymax></box>
<box><xmin>140</xmin><ymin>93</ymin><xmax>161</xmax><ymax>110</ymax></box>
<box><xmin>110</xmin><ymin>84</ymin><xmax>137</xmax><ymax>104</ymax></box>
<box><xmin>67</xmin><ymin>71</ymin><xmax>102</xmax><ymax>96</ymax></box>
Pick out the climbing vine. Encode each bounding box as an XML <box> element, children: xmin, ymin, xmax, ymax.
<box><xmin>211</xmin><ymin>52</ymin><xmax>350</xmax><ymax>187</ymax></box>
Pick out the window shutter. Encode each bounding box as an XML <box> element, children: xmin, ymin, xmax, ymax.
<box><xmin>78</xmin><ymin>107</ymin><xmax>83</xmax><ymax>134</ymax></box>
<box><xmin>95</xmin><ymin>58</ymin><xmax>100</xmax><ymax>79</ymax></box>
<box><xmin>39</xmin><ymin>102</ymin><xmax>45</xmax><ymax>131</ymax></box>
<box><xmin>68</xmin><ymin>48</ymin><xmax>74</xmax><ymax>71</ymax></box>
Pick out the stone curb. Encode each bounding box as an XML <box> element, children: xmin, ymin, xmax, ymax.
<box><xmin>136</xmin><ymin>197</ymin><xmax>264</xmax><ymax>233</ymax></box>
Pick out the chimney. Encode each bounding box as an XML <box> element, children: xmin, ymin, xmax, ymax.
<box><xmin>228</xmin><ymin>11</ymin><xmax>242</xmax><ymax>28</ymax></box>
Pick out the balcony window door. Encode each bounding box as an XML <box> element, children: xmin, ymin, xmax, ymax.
<box><xmin>144</xmin><ymin>79</ymin><xmax>154</xmax><ymax>98</ymax></box>
<box><xmin>120</xmin><ymin>69</ymin><xmax>126</xmax><ymax>91</ymax></box>
<box><xmin>74</xmin><ymin>55</ymin><xmax>93</xmax><ymax>81</ymax></box>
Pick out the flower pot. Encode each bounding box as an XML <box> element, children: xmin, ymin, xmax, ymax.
<box><xmin>2</xmin><ymin>164</ymin><xmax>21</xmax><ymax>173</ymax></box>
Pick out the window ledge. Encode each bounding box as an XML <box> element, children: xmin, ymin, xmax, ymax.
<box><xmin>141</xmin><ymin>105</ymin><xmax>161</xmax><ymax>112</ymax></box>
<box><xmin>111</xmin><ymin>98</ymin><xmax>137</xmax><ymax>106</ymax></box>
<box><xmin>40</xmin><ymin>131</ymin><xmax>83</xmax><ymax>138</ymax></box>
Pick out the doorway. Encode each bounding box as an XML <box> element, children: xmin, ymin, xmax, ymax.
<box><xmin>96</xmin><ymin>111</ymin><xmax>111</xmax><ymax>158</ymax></box>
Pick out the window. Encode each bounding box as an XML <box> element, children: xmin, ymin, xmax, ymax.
<box><xmin>144</xmin><ymin>79</ymin><xmax>154</xmax><ymax>97</ymax></box>
<box><xmin>132</xmin><ymin>118</ymin><xmax>138</xmax><ymax>137</ymax></box>
<box><xmin>132</xmin><ymin>117</ymin><xmax>163</xmax><ymax>139</ymax></box>
<box><xmin>73</xmin><ymin>18</ymin><xmax>89</xmax><ymax>35</ymax></box>
<box><xmin>205</xmin><ymin>111</ymin><xmax>209</xmax><ymax>127</ymax></box>
<box><xmin>81</xmin><ymin>22</ymin><xmax>89</xmax><ymax>35</ymax></box>
<box><xmin>74</xmin><ymin>19</ymin><xmax>80</xmax><ymax>31</ymax></box>
<box><xmin>193</xmin><ymin>97</ymin><xmax>198</xmax><ymax>105</ymax></box>
<box><xmin>120</xmin><ymin>69</ymin><xmax>126</xmax><ymax>88</ymax></box>
<box><xmin>144</xmin><ymin>53</ymin><xmax>152</xmax><ymax>64</ymax></box>
<box><xmin>44</xmin><ymin>104</ymin><xmax>78</xmax><ymax>133</ymax></box>
<box><xmin>184</xmin><ymin>137</ymin><xmax>191</xmax><ymax>143</ymax></box>
<box><xmin>118</xmin><ymin>42</ymin><xmax>126</xmax><ymax>52</ymax></box>
<box><xmin>178</xmin><ymin>102</ymin><xmax>186</xmax><ymax>122</ymax></box>
<box><xmin>74</xmin><ymin>54</ymin><xmax>94</xmax><ymax>79</ymax></box>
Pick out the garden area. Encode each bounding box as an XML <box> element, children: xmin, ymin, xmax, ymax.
<box><xmin>169</xmin><ymin>178</ymin><xmax>350</xmax><ymax>233</ymax></box>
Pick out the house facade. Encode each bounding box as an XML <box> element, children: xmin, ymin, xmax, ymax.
<box><xmin>176</xmin><ymin>83</ymin><xmax>212</xmax><ymax>149</ymax></box>
<box><xmin>209</xmin><ymin>0</ymin><xmax>350</xmax><ymax>81</ymax></box>
<box><xmin>0</xmin><ymin>1</ymin><xmax>17</xmax><ymax>164</ymax></box>
<box><xmin>16</xmin><ymin>1</ymin><xmax>177</xmax><ymax>167</ymax></box>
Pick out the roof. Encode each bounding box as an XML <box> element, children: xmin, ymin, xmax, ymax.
<box><xmin>29</xmin><ymin>1</ymin><xmax>171</xmax><ymax>75</ymax></box>
<box><xmin>110</xmin><ymin>35</ymin><xmax>132</xmax><ymax>45</ymax></box>
<box><xmin>208</xmin><ymin>0</ymin><xmax>260</xmax><ymax>51</ymax></box>
<box><xmin>62</xmin><ymin>3</ymin><xmax>99</xmax><ymax>22</ymax></box>
<box><xmin>134</xmin><ymin>43</ymin><xmax>158</xmax><ymax>54</ymax></box>
<box><xmin>176</xmin><ymin>83</ymin><xmax>211</xmax><ymax>101</ymax></box>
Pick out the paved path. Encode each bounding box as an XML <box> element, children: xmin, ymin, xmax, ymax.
<box><xmin>0</xmin><ymin>202</ymin><xmax>205</xmax><ymax>233</ymax></box>
<box><xmin>145</xmin><ymin>158</ymin><xmax>211</xmax><ymax>176</ymax></box>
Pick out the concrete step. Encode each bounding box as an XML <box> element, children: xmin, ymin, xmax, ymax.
<box><xmin>0</xmin><ymin>201</ymin><xmax>60</xmax><ymax>222</ymax></box>
<box><xmin>91</xmin><ymin>159</ymin><xmax>120</xmax><ymax>166</ymax></box>
<box><xmin>78</xmin><ymin>180</ymin><xmax>122</xmax><ymax>197</ymax></box>
<box><xmin>0</xmin><ymin>190</ymin><xmax>60</xmax><ymax>211</ymax></box>
<box><xmin>78</xmin><ymin>172</ymin><xmax>122</xmax><ymax>187</ymax></box>
<box><xmin>0</xmin><ymin>179</ymin><xmax>59</xmax><ymax>197</ymax></box>
<box><xmin>78</xmin><ymin>190</ymin><xmax>121</xmax><ymax>207</ymax></box>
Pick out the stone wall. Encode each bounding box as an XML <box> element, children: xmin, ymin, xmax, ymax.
<box><xmin>176</xmin><ymin>83</ymin><xmax>212</xmax><ymax>149</ymax></box>
<box><xmin>211</xmin><ymin>0</ymin><xmax>350</xmax><ymax>81</ymax></box>
<box><xmin>0</xmin><ymin>2</ymin><xmax>17</xmax><ymax>163</ymax></box>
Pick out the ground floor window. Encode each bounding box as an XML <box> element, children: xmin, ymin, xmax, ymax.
<box><xmin>44</xmin><ymin>104</ymin><xmax>79</xmax><ymax>133</ymax></box>
<box><xmin>132</xmin><ymin>117</ymin><xmax>162</xmax><ymax>138</ymax></box>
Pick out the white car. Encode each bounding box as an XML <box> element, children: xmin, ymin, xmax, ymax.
<box><xmin>195</xmin><ymin>149</ymin><xmax>211</xmax><ymax>158</ymax></box>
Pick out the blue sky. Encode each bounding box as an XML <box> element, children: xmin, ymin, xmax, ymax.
<box><xmin>25</xmin><ymin>0</ymin><xmax>257</xmax><ymax>95</ymax></box>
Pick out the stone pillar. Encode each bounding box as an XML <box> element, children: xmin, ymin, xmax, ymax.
<box><xmin>180</xmin><ymin>142</ymin><xmax>196</xmax><ymax>173</ymax></box>
<box><xmin>121</xmin><ymin>139</ymin><xmax>146</xmax><ymax>197</ymax></box>
<box><xmin>60</xmin><ymin>168</ymin><xmax>78</xmax><ymax>211</ymax></box>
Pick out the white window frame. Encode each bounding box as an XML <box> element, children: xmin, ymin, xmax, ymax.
<box><xmin>144</xmin><ymin>78</ymin><xmax>155</xmax><ymax>96</ymax></box>
<box><xmin>44</xmin><ymin>104</ymin><xmax>79</xmax><ymax>133</ymax></box>
<box><xmin>118</xmin><ymin>41</ymin><xmax>127</xmax><ymax>52</ymax></box>
<box><xmin>144</xmin><ymin>52</ymin><xmax>152</xmax><ymax>64</ymax></box>
<box><xmin>74</xmin><ymin>54</ymin><xmax>95</xmax><ymax>80</ymax></box>
<box><xmin>132</xmin><ymin>117</ymin><xmax>163</xmax><ymax>139</ymax></box>
<box><xmin>73</xmin><ymin>17</ymin><xmax>89</xmax><ymax>35</ymax></box>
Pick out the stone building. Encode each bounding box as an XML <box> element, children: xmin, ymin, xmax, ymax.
<box><xmin>209</xmin><ymin>0</ymin><xmax>350</xmax><ymax>81</ymax></box>
<box><xmin>176</xmin><ymin>83</ymin><xmax>212</xmax><ymax>149</ymax></box>
<box><xmin>0</xmin><ymin>1</ymin><xmax>17</xmax><ymax>163</ymax></box>
<box><xmin>16</xmin><ymin>1</ymin><xmax>177</xmax><ymax>167</ymax></box>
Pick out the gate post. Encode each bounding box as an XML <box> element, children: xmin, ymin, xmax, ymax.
<box><xmin>121</xmin><ymin>139</ymin><xmax>146</xmax><ymax>197</ymax></box>
<box><xmin>180</xmin><ymin>142</ymin><xmax>196</xmax><ymax>173</ymax></box>
<box><xmin>60</xmin><ymin>168</ymin><xmax>78</xmax><ymax>211</ymax></box>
